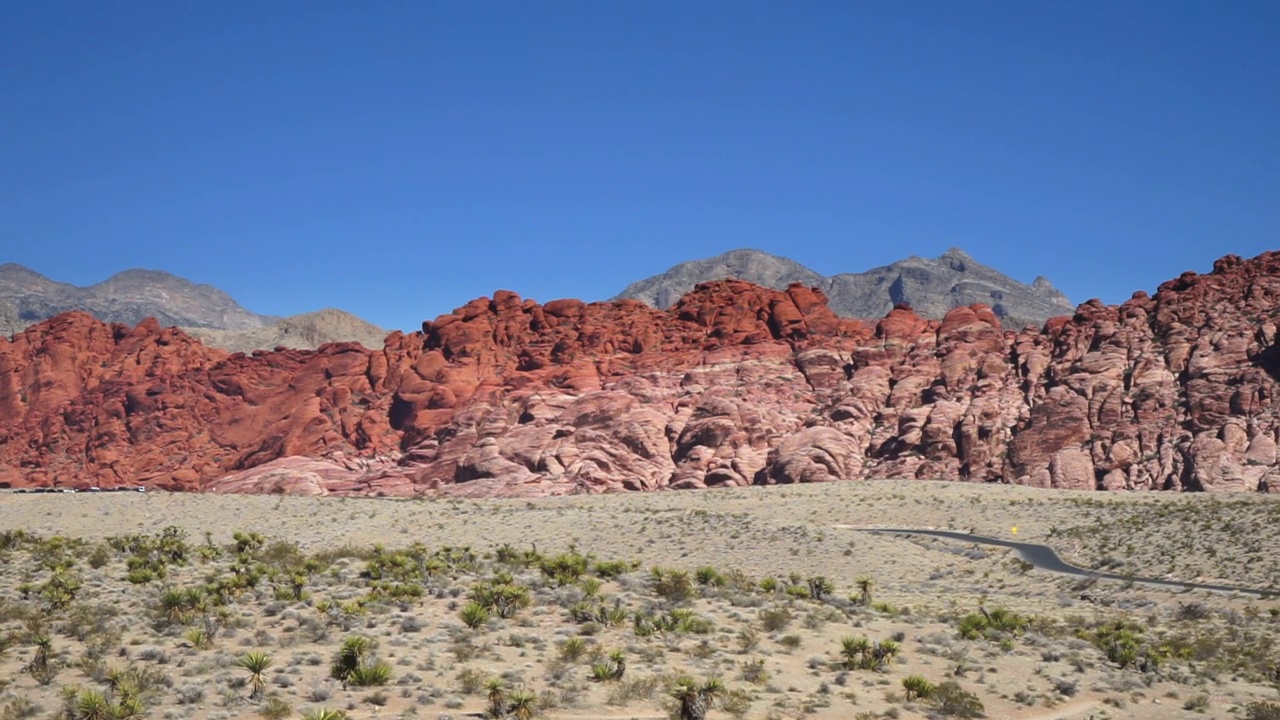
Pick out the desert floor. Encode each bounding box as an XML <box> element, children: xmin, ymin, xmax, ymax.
<box><xmin>0</xmin><ymin>479</ymin><xmax>1277</xmax><ymax>720</ymax></box>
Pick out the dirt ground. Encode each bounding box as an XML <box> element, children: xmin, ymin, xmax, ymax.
<box><xmin>0</xmin><ymin>480</ymin><xmax>1277</xmax><ymax>720</ymax></box>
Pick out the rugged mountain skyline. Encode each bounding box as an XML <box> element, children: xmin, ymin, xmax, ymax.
<box><xmin>616</xmin><ymin>248</ymin><xmax>1075</xmax><ymax>330</ymax></box>
<box><xmin>1</xmin><ymin>250</ymin><xmax>1276</xmax><ymax>496</ymax></box>
<box><xmin>3</xmin><ymin>248</ymin><xmax>1072</xmax><ymax>353</ymax></box>
<box><xmin>0</xmin><ymin>263</ymin><xmax>273</xmax><ymax>333</ymax></box>
<box><xmin>0</xmin><ymin>263</ymin><xmax>386</xmax><ymax>352</ymax></box>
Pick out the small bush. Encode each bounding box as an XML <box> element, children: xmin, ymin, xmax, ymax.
<box><xmin>901</xmin><ymin>675</ymin><xmax>935</xmax><ymax>700</ymax></box>
<box><xmin>739</xmin><ymin>659</ymin><xmax>769</xmax><ymax>685</ymax></box>
<box><xmin>258</xmin><ymin>697</ymin><xmax>293</xmax><ymax>720</ymax></box>
<box><xmin>459</xmin><ymin>601</ymin><xmax>490</xmax><ymax>630</ymax></box>
<box><xmin>651</xmin><ymin>568</ymin><xmax>694</xmax><ymax>603</ymax></box>
<box><xmin>929</xmin><ymin>681</ymin><xmax>984</xmax><ymax>718</ymax></box>
<box><xmin>348</xmin><ymin>661</ymin><xmax>393</xmax><ymax>687</ymax></box>
<box><xmin>558</xmin><ymin>637</ymin><xmax>587</xmax><ymax>663</ymax></box>
<box><xmin>1245</xmin><ymin>701</ymin><xmax>1280</xmax><ymax>720</ymax></box>
<box><xmin>759</xmin><ymin>606</ymin><xmax>793</xmax><ymax>632</ymax></box>
<box><xmin>1183</xmin><ymin>695</ymin><xmax>1210</xmax><ymax>712</ymax></box>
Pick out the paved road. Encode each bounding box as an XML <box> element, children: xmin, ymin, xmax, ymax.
<box><xmin>853</xmin><ymin>527</ymin><xmax>1275</xmax><ymax>597</ymax></box>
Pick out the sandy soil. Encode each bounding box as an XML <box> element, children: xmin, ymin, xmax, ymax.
<box><xmin>0</xmin><ymin>480</ymin><xmax>1277</xmax><ymax>720</ymax></box>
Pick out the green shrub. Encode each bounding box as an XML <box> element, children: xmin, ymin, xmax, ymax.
<box><xmin>459</xmin><ymin>601</ymin><xmax>491</xmax><ymax>630</ymax></box>
<box><xmin>739</xmin><ymin>659</ymin><xmax>769</xmax><ymax>685</ymax></box>
<box><xmin>902</xmin><ymin>675</ymin><xmax>935</xmax><ymax>700</ymax></box>
<box><xmin>695</xmin><ymin>567</ymin><xmax>725</xmax><ymax>587</ymax></box>
<box><xmin>540</xmin><ymin>550</ymin><xmax>590</xmax><ymax>586</ymax></box>
<box><xmin>651</xmin><ymin>568</ymin><xmax>694</xmax><ymax>603</ymax></box>
<box><xmin>330</xmin><ymin>636</ymin><xmax>376</xmax><ymax>685</ymax></box>
<box><xmin>758</xmin><ymin>607</ymin><xmax>793</xmax><ymax>632</ymax></box>
<box><xmin>590</xmin><ymin>650</ymin><xmax>625</xmax><ymax>682</ymax></box>
<box><xmin>348</xmin><ymin>660</ymin><xmax>393</xmax><ymax>687</ymax></box>
<box><xmin>557</xmin><ymin>637</ymin><xmax>587</xmax><ymax>662</ymax></box>
<box><xmin>929</xmin><ymin>681</ymin><xmax>984</xmax><ymax>718</ymax></box>
<box><xmin>258</xmin><ymin>697</ymin><xmax>293</xmax><ymax>720</ymax></box>
<box><xmin>592</xmin><ymin>559</ymin><xmax>633</xmax><ymax>578</ymax></box>
<box><xmin>471</xmin><ymin>580</ymin><xmax>532</xmax><ymax>618</ymax></box>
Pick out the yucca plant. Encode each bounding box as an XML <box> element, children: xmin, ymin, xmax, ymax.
<box><xmin>591</xmin><ymin>559</ymin><xmax>632</xmax><ymax>578</ymax></box>
<box><xmin>577</xmin><ymin>576</ymin><xmax>602</xmax><ymax>598</ymax></box>
<box><xmin>606</xmin><ymin>650</ymin><xmax>626</xmax><ymax>679</ymax></box>
<box><xmin>460</xmin><ymin>601</ymin><xmax>491</xmax><ymax>630</ymax></box>
<box><xmin>40</xmin><ymin>570</ymin><xmax>82</xmax><ymax>609</ymax></box>
<box><xmin>604</xmin><ymin>604</ymin><xmax>628</xmax><ymax>627</ymax></box>
<box><xmin>558</xmin><ymin>637</ymin><xmax>587</xmax><ymax>662</ymax></box>
<box><xmin>695</xmin><ymin>566</ymin><xmax>724</xmax><ymax>587</ymax></box>
<box><xmin>671</xmin><ymin>676</ymin><xmax>723</xmax><ymax>720</ymax></box>
<box><xmin>157</xmin><ymin>586</ymin><xmax>201</xmax><ymax>627</ymax></box>
<box><xmin>329</xmin><ymin>635</ymin><xmax>375</xmax><ymax>687</ymax></box>
<box><xmin>590</xmin><ymin>650</ymin><xmax>625</xmax><ymax>682</ymax></box>
<box><xmin>806</xmin><ymin>576</ymin><xmax>834</xmax><ymax>601</ymax></box>
<box><xmin>348</xmin><ymin>660</ymin><xmax>393</xmax><ymax>687</ymax></box>
<box><xmin>232</xmin><ymin>531</ymin><xmax>265</xmax><ymax>554</ymax></box>
<box><xmin>876</xmin><ymin>639</ymin><xmax>901</xmax><ymax>666</ymax></box>
<box><xmin>238</xmin><ymin>651</ymin><xmax>273</xmax><ymax>699</ymax></box>
<box><xmin>840</xmin><ymin>636</ymin><xmax>875</xmax><ymax>670</ymax></box>
<box><xmin>855</xmin><ymin>576</ymin><xmax>874</xmax><ymax>606</ymax></box>
<box><xmin>539</xmin><ymin>550</ymin><xmax>590</xmax><ymax>586</ymax></box>
<box><xmin>185</xmin><ymin>627</ymin><xmax>212</xmax><ymax>650</ymax></box>
<box><xmin>26</xmin><ymin>633</ymin><xmax>57</xmax><ymax>685</ymax></box>
<box><xmin>590</xmin><ymin>661</ymin><xmax>617</xmax><ymax>682</ymax></box>
<box><xmin>113</xmin><ymin>693</ymin><xmax>143</xmax><ymax>720</ymax></box>
<box><xmin>507</xmin><ymin>688</ymin><xmax>537</xmax><ymax>720</ymax></box>
<box><xmin>75</xmin><ymin>690</ymin><xmax>111</xmax><ymax>720</ymax></box>
<box><xmin>470</xmin><ymin>580</ymin><xmax>530</xmax><ymax>617</ymax></box>
<box><xmin>484</xmin><ymin>678</ymin><xmax>507</xmax><ymax>719</ymax></box>
<box><xmin>902</xmin><ymin>674</ymin><xmax>935</xmax><ymax>700</ymax></box>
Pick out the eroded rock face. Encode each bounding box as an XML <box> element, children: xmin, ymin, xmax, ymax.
<box><xmin>3</xmin><ymin>253</ymin><xmax>1280</xmax><ymax>496</ymax></box>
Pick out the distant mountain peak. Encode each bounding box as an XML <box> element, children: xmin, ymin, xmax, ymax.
<box><xmin>103</xmin><ymin>268</ymin><xmax>184</xmax><ymax>282</ymax></box>
<box><xmin>0</xmin><ymin>263</ymin><xmax>53</xmax><ymax>280</ymax></box>
<box><xmin>0</xmin><ymin>263</ymin><xmax>382</xmax><ymax>350</ymax></box>
<box><xmin>615</xmin><ymin>250</ymin><xmax>825</xmax><ymax>310</ymax></box>
<box><xmin>615</xmin><ymin>248</ymin><xmax>1075</xmax><ymax>329</ymax></box>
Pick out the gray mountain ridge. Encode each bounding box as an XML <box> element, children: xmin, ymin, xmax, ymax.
<box><xmin>0</xmin><ymin>264</ymin><xmax>386</xmax><ymax>351</ymax></box>
<box><xmin>615</xmin><ymin>248</ymin><xmax>1075</xmax><ymax>329</ymax></box>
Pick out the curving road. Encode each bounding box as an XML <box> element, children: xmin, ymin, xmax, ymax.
<box><xmin>851</xmin><ymin>527</ymin><xmax>1275</xmax><ymax>597</ymax></box>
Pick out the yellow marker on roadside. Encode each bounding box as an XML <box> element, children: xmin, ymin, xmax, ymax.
<box><xmin>1011</xmin><ymin>526</ymin><xmax>1018</xmax><ymax>535</ymax></box>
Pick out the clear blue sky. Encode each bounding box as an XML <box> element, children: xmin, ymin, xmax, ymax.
<box><xmin>2</xmin><ymin>1</ymin><xmax>1276</xmax><ymax>330</ymax></box>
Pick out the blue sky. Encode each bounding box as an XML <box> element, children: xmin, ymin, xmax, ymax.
<box><xmin>2</xmin><ymin>1</ymin><xmax>1276</xmax><ymax>330</ymax></box>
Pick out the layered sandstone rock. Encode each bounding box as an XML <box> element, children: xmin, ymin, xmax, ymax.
<box><xmin>2</xmin><ymin>253</ymin><xmax>1279</xmax><ymax>495</ymax></box>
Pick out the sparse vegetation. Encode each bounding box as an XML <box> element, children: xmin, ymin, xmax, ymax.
<box><xmin>0</xmin><ymin>481</ymin><xmax>1277</xmax><ymax>719</ymax></box>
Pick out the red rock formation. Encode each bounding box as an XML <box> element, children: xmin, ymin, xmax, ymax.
<box><xmin>3</xmin><ymin>254</ymin><xmax>1280</xmax><ymax>495</ymax></box>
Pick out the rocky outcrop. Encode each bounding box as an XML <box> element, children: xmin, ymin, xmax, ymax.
<box><xmin>2</xmin><ymin>252</ymin><xmax>1279</xmax><ymax>495</ymax></box>
<box><xmin>615</xmin><ymin>248</ymin><xmax>1075</xmax><ymax>330</ymax></box>
<box><xmin>182</xmin><ymin>309</ymin><xmax>388</xmax><ymax>353</ymax></box>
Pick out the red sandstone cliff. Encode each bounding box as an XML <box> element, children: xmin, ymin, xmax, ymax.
<box><xmin>2</xmin><ymin>252</ymin><xmax>1279</xmax><ymax>495</ymax></box>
